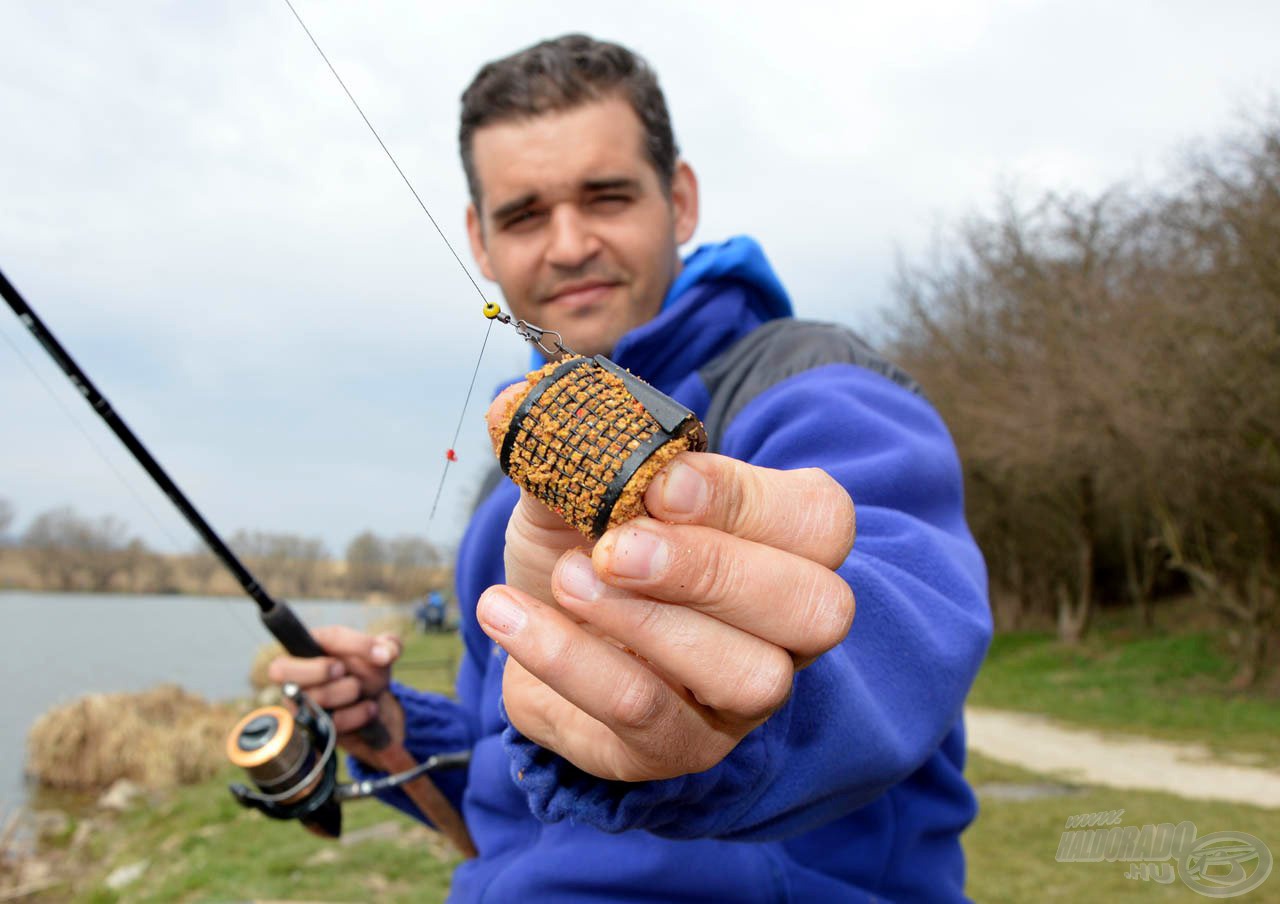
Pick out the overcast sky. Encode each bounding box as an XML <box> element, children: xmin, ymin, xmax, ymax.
<box><xmin>2</xmin><ymin>0</ymin><xmax>1277</xmax><ymax>562</ymax></box>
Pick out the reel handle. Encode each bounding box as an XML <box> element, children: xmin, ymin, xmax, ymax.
<box><xmin>260</xmin><ymin>600</ymin><xmax>391</xmax><ymax>749</ymax></box>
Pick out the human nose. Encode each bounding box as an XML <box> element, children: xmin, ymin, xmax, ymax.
<box><xmin>545</xmin><ymin>204</ymin><xmax>600</xmax><ymax>269</ymax></box>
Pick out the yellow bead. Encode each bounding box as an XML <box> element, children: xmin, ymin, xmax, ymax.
<box><xmin>482</xmin><ymin>301</ymin><xmax>501</xmax><ymax>319</ymax></box>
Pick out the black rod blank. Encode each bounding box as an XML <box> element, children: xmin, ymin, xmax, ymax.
<box><xmin>0</xmin><ymin>266</ymin><xmax>324</xmax><ymax>656</ymax></box>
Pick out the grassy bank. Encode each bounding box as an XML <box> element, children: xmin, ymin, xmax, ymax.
<box><xmin>22</xmin><ymin>624</ymin><xmax>1279</xmax><ymax>900</ymax></box>
<box><xmin>964</xmin><ymin>754</ymin><xmax>1279</xmax><ymax>903</ymax></box>
<box><xmin>38</xmin><ymin>757</ymin><xmax>1279</xmax><ymax>902</ymax></box>
<box><xmin>971</xmin><ymin>624</ymin><xmax>1280</xmax><ymax>765</ymax></box>
<box><xmin>70</xmin><ymin>766</ymin><xmax>459</xmax><ymax>903</ymax></box>
<box><xmin>20</xmin><ymin>629</ymin><xmax>464</xmax><ymax>903</ymax></box>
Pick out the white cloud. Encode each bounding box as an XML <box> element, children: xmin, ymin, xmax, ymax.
<box><xmin>2</xmin><ymin>0</ymin><xmax>1277</xmax><ymax>557</ymax></box>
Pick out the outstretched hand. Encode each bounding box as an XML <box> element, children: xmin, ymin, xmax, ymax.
<box><xmin>479</xmin><ymin>387</ymin><xmax>857</xmax><ymax>782</ymax></box>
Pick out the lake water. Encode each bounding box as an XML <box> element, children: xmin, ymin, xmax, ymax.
<box><xmin>0</xmin><ymin>591</ymin><xmax>392</xmax><ymax>811</ymax></box>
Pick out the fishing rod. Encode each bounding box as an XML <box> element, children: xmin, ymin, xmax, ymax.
<box><xmin>5</xmin><ymin>0</ymin><xmax>569</xmax><ymax>859</ymax></box>
<box><xmin>0</xmin><ymin>267</ymin><xmax>476</xmax><ymax>856</ymax></box>
<box><xmin>0</xmin><ymin>272</ymin><xmax>331</xmax><ymax>653</ymax></box>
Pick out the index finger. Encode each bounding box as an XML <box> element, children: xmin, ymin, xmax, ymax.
<box><xmin>267</xmin><ymin>626</ymin><xmax>401</xmax><ymax>685</ymax></box>
<box><xmin>267</xmin><ymin>653</ymin><xmax>346</xmax><ymax>688</ymax></box>
<box><xmin>644</xmin><ymin>453</ymin><xmax>855</xmax><ymax>568</ymax></box>
<box><xmin>309</xmin><ymin>625</ymin><xmax>403</xmax><ymax>667</ymax></box>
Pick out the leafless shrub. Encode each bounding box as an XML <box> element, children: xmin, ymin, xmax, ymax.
<box><xmin>21</xmin><ymin>506</ymin><xmax>133</xmax><ymax>591</ymax></box>
<box><xmin>888</xmin><ymin>113</ymin><xmax>1280</xmax><ymax>682</ymax></box>
<box><xmin>229</xmin><ymin>529</ymin><xmax>331</xmax><ymax>598</ymax></box>
<box><xmin>345</xmin><ymin>530</ymin><xmax>445</xmax><ymax>600</ymax></box>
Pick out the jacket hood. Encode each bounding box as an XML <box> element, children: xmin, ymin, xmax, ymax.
<box><xmin>662</xmin><ymin>235</ymin><xmax>792</xmax><ymax>319</ymax></box>
<box><xmin>529</xmin><ymin>235</ymin><xmax>792</xmax><ymax>374</ymax></box>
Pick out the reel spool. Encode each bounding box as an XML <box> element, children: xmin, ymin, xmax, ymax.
<box><xmin>227</xmin><ymin>685</ymin><xmax>342</xmax><ymax>838</ymax></box>
<box><xmin>495</xmin><ymin>355</ymin><xmax>708</xmax><ymax>539</ymax></box>
<box><xmin>226</xmin><ymin>684</ymin><xmax>472</xmax><ymax>840</ymax></box>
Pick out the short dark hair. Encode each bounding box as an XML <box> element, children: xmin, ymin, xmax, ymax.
<box><xmin>459</xmin><ymin>34</ymin><xmax>678</xmax><ymax>205</ymax></box>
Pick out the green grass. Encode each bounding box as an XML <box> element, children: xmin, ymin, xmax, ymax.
<box><xmin>34</xmin><ymin>624</ymin><xmax>1280</xmax><ymax>901</ymax></box>
<box><xmin>964</xmin><ymin>753</ymin><xmax>1280</xmax><ymax>903</ymax></box>
<box><xmin>394</xmin><ymin>629</ymin><xmax>465</xmax><ymax>696</ymax></box>
<box><xmin>971</xmin><ymin>628</ymin><xmax>1280</xmax><ymax>764</ymax></box>
<box><xmin>60</xmin><ymin>765</ymin><xmax>458</xmax><ymax>903</ymax></box>
<box><xmin>40</xmin><ymin>628</ymin><xmax>469</xmax><ymax>903</ymax></box>
<box><xmin>57</xmin><ymin>755</ymin><xmax>1280</xmax><ymax>903</ymax></box>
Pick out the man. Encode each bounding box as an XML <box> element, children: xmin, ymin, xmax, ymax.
<box><xmin>272</xmin><ymin>34</ymin><xmax>991</xmax><ymax>902</ymax></box>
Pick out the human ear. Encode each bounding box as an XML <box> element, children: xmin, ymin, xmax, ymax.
<box><xmin>466</xmin><ymin>204</ymin><xmax>496</xmax><ymax>281</ymax></box>
<box><xmin>670</xmin><ymin>161</ymin><xmax>699</xmax><ymax>246</ymax></box>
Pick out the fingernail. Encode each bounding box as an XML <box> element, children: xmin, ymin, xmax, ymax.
<box><xmin>479</xmin><ymin>588</ymin><xmax>527</xmax><ymax>636</ymax></box>
<box><xmin>658</xmin><ymin>460</ymin><xmax>707</xmax><ymax>516</ymax></box>
<box><xmin>606</xmin><ymin>526</ymin><xmax>669</xmax><ymax>580</ymax></box>
<box><xmin>371</xmin><ymin>643</ymin><xmax>393</xmax><ymax>665</ymax></box>
<box><xmin>329</xmin><ymin>662</ymin><xmax>346</xmax><ymax>679</ymax></box>
<box><xmin>558</xmin><ymin>551</ymin><xmax>603</xmax><ymax>601</ymax></box>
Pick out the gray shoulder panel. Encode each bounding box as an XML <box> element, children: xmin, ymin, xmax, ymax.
<box><xmin>699</xmin><ymin>319</ymin><xmax>920</xmax><ymax>450</ymax></box>
<box><xmin>471</xmin><ymin>464</ymin><xmax>508</xmax><ymax>515</ymax></box>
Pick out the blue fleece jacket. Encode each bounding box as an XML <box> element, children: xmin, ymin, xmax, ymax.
<box><xmin>353</xmin><ymin>236</ymin><xmax>992</xmax><ymax>902</ymax></box>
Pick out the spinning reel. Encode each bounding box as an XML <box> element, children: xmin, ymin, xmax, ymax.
<box><xmin>226</xmin><ymin>684</ymin><xmax>469</xmax><ymax>839</ymax></box>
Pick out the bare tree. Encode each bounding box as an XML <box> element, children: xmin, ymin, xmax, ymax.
<box><xmin>22</xmin><ymin>506</ymin><xmax>133</xmax><ymax>591</ymax></box>
<box><xmin>185</xmin><ymin>542</ymin><xmax>221</xmax><ymax>593</ymax></box>
<box><xmin>892</xmin><ymin>188</ymin><xmax>1155</xmax><ymax>641</ymax></box>
<box><xmin>1147</xmin><ymin>118</ymin><xmax>1280</xmax><ymax>685</ymax></box>
<box><xmin>345</xmin><ymin>530</ymin><xmax>388</xmax><ymax>595</ymax></box>
<box><xmin>888</xmin><ymin>111</ymin><xmax>1280</xmax><ymax>674</ymax></box>
<box><xmin>287</xmin><ymin>537</ymin><xmax>329</xmax><ymax>597</ymax></box>
<box><xmin>386</xmin><ymin>535</ymin><xmax>442</xmax><ymax>598</ymax></box>
<box><xmin>0</xmin><ymin>498</ymin><xmax>13</xmax><ymax>541</ymax></box>
<box><xmin>230</xmin><ymin>529</ymin><xmax>330</xmax><ymax>597</ymax></box>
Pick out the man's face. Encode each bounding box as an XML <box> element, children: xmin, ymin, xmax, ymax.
<box><xmin>466</xmin><ymin>95</ymin><xmax>698</xmax><ymax>357</ymax></box>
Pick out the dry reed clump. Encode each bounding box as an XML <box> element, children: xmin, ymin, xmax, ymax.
<box><xmin>26</xmin><ymin>685</ymin><xmax>238</xmax><ymax>791</ymax></box>
<box><xmin>248</xmin><ymin>642</ymin><xmax>285</xmax><ymax>691</ymax></box>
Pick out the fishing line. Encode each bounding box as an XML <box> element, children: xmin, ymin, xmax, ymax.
<box><xmin>281</xmin><ymin>0</ymin><xmax>491</xmax><ymax>308</ymax></box>
<box><xmin>3</xmin><ymin>8</ymin><xmax>494</xmax><ymax>840</ymax></box>
<box><xmin>1</xmin><ymin>268</ymin><xmax>342</xmax><ymax>665</ymax></box>
<box><xmin>2</xmin><ymin>271</ymin><xmax>486</xmax><ymax>840</ymax></box>
<box><xmin>0</xmin><ymin>319</ymin><xmax>187</xmax><ymax>555</ymax></box>
<box><xmin>429</xmin><ymin>317</ymin><xmax>496</xmax><ymax>521</ymax></box>
<box><xmin>281</xmin><ymin>0</ymin><xmax>515</xmax><ymax>528</ymax></box>
<box><xmin>0</xmin><ymin>312</ymin><xmax>261</xmax><ymax>650</ymax></box>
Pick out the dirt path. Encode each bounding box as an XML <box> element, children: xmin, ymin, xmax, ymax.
<box><xmin>965</xmin><ymin>707</ymin><xmax>1280</xmax><ymax>809</ymax></box>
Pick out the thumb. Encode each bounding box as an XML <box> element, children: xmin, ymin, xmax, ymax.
<box><xmin>486</xmin><ymin>382</ymin><xmax>528</xmax><ymax>453</ymax></box>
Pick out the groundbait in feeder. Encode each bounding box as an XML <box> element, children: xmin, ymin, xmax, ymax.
<box><xmin>494</xmin><ymin>355</ymin><xmax>708</xmax><ymax>539</ymax></box>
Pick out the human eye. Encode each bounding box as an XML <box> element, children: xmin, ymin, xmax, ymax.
<box><xmin>589</xmin><ymin>193</ymin><xmax>631</xmax><ymax>213</ymax></box>
<box><xmin>501</xmin><ymin>208</ymin><xmax>546</xmax><ymax>232</ymax></box>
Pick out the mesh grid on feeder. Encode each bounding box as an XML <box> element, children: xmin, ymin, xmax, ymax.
<box><xmin>493</xmin><ymin>355</ymin><xmax>708</xmax><ymax>539</ymax></box>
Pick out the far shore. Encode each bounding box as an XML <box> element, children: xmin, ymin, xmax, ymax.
<box><xmin>0</xmin><ymin>587</ymin><xmax>406</xmax><ymax>604</ymax></box>
<box><xmin>0</xmin><ymin>547</ymin><xmax>451</xmax><ymax>603</ymax></box>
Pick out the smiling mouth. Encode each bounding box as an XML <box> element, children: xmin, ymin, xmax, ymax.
<box><xmin>543</xmin><ymin>281</ymin><xmax>621</xmax><ymax>308</ymax></box>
